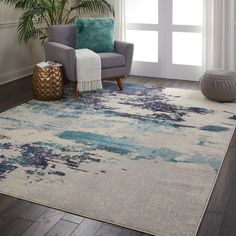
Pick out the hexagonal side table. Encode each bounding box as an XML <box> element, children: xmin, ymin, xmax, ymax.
<box><xmin>32</xmin><ymin>65</ymin><xmax>64</xmax><ymax>101</ymax></box>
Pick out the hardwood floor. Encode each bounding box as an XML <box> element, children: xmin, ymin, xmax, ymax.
<box><xmin>0</xmin><ymin>76</ymin><xmax>33</xmax><ymax>113</ymax></box>
<box><xmin>0</xmin><ymin>75</ymin><xmax>235</xmax><ymax>236</ymax></box>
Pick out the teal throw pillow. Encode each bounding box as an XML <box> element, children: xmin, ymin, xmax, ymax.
<box><xmin>76</xmin><ymin>17</ymin><xmax>115</xmax><ymax>53</ymax></box>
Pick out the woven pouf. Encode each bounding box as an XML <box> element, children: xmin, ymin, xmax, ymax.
<box><xmin>200</xmin><ymin>70</ymin><xmax>236</xmax><ymax>102</ymax></box>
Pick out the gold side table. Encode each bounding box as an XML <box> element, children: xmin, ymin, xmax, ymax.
<box><xmin>32</xmin><ymin>64</ymin><xmax>64</xmax><ymax>101</ymax></box>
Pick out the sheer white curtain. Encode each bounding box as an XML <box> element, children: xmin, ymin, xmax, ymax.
<box><xmin>112</xmin><ymin>0</ymin><xmax>126</xmax><ymax>40</ymax></box>
<box><xmin>203</xmin><ymin>0</ymin><xmax>235</xmax><ymax>71</ymax></box>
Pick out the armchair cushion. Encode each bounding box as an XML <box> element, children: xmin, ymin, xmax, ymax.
<box><xmin>48</xmin><ymin>25</ymin><xmax>76</xmax><ymax>48</ymax></box>
<box><xmin>98</xmin><ymin>53</ymin><xmax>125</xmax><ymax>69</ymax></box>
<box><xmin>76</xmin><ymin>17</ymin><xmax>115</xmax><ymax>53</ymax></box>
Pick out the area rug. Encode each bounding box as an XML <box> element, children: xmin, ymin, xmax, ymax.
<box><xmin>0</xmin><ymin>82</ymin><xmax>235</xmax><ymax>236</ymax></box>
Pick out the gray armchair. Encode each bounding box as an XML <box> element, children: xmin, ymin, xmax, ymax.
<box><xmin>44</xmin><ymin>25</ymin><xmax>134</xmax><ymax>93</ymax></box>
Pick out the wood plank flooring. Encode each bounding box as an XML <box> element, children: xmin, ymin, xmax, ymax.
<box><xmin>0</xmin><ymin>75</ymin><xmax>235</xmax><ymax>236</ymax></box>
<box><xmin>0</xmin><ymin>76</ymin><xmax>32</xmax><ymax>113</ymax></box>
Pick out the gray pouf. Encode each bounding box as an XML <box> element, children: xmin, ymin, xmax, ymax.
<box><xmin>200</xmin><ymin>70</ymin><xmax>236</xmax><ymax>102</ymax></box>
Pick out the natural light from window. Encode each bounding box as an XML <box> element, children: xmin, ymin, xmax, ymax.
<box><xmin>173</xmin><ymin>0</ymin><xmax>203</xmax><ymax>25</ymax></box>
<box><xmin>125</xmin><ymin>0</ymin><xmax>158</xmax><ymax>24</ymax></box>
<box><xmin>172</xmin><ymin>0</ymin><xmax>203</xmax><ymax>66</ymax></box>
<box><xmin>125</xmin><ymin>0</ymin><xmax>204</xmax><ymax>79</ymax></box>
<box><xmin>126</xmin><ymin>30</ymin><xmax>159</xmax><ymax>62</ymax></box>
<box><xmin>172</xmin><ymin>32</ymin><xmax>202</xmax><ymax>66</ymax></box>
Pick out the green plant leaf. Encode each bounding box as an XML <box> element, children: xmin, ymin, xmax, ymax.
<box><xmin>0</xmin><ymin>0</ymin><xmax>114</xmax><ymax>43</ymax></box>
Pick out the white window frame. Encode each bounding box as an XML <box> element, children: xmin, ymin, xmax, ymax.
<box><xmin>125</xmin><ymin>0</ymin><xmax>203</xmax><ymax>81</ymax></box>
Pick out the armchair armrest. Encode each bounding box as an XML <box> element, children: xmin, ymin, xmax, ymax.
<box><xmin>44</xmin><ymin>41</ymin><xmax>77</xmax><ymax>82</ymax></box>
<box><xmin>114</xmin><ymin>41</ymin><xmax>134</xmax><ymax>75</ymax></box>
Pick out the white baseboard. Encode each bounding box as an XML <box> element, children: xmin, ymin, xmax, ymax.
<box><xmin>0</xmin><ymin>66</ymin><xmax>34</xmax><ymax>85</ymax></box>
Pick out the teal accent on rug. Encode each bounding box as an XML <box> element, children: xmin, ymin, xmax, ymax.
<box><xmin>0</xmin><ymin>82</ymin><xmax>235</xmax><ymax>236</ymax></box>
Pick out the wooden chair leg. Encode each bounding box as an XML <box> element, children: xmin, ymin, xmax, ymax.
<box><xmin>75</xmin><ymin>90</ymin><xmax>80</xmax><ymax>97</ymax></box>
<box><xmin>116</xmin><ymin>78</ymin><xmax>123</xmax><ymax>90</ymax></box>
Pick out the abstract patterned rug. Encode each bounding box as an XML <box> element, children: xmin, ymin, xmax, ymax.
<box><xmin>0</xmin><ymin>82</ymin><xmax>235</xmax><ymax>236</ymax></box>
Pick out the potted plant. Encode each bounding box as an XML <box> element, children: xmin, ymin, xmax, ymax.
<box><xmin>0</xmin><ymin>0</ymin><xmax>114</xmax><ymax>43</ymax></box>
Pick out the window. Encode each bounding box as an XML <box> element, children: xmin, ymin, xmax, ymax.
<box><xmin>125</xmin><ymin>0</ymin><xmax>203</xmax><ymax>80</ymax></box>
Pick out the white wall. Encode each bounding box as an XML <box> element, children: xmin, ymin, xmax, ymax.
<box><xmin>0</xmin><ymin>4</ymin><xmax>44</xmax><ymax>85</ymax></box>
